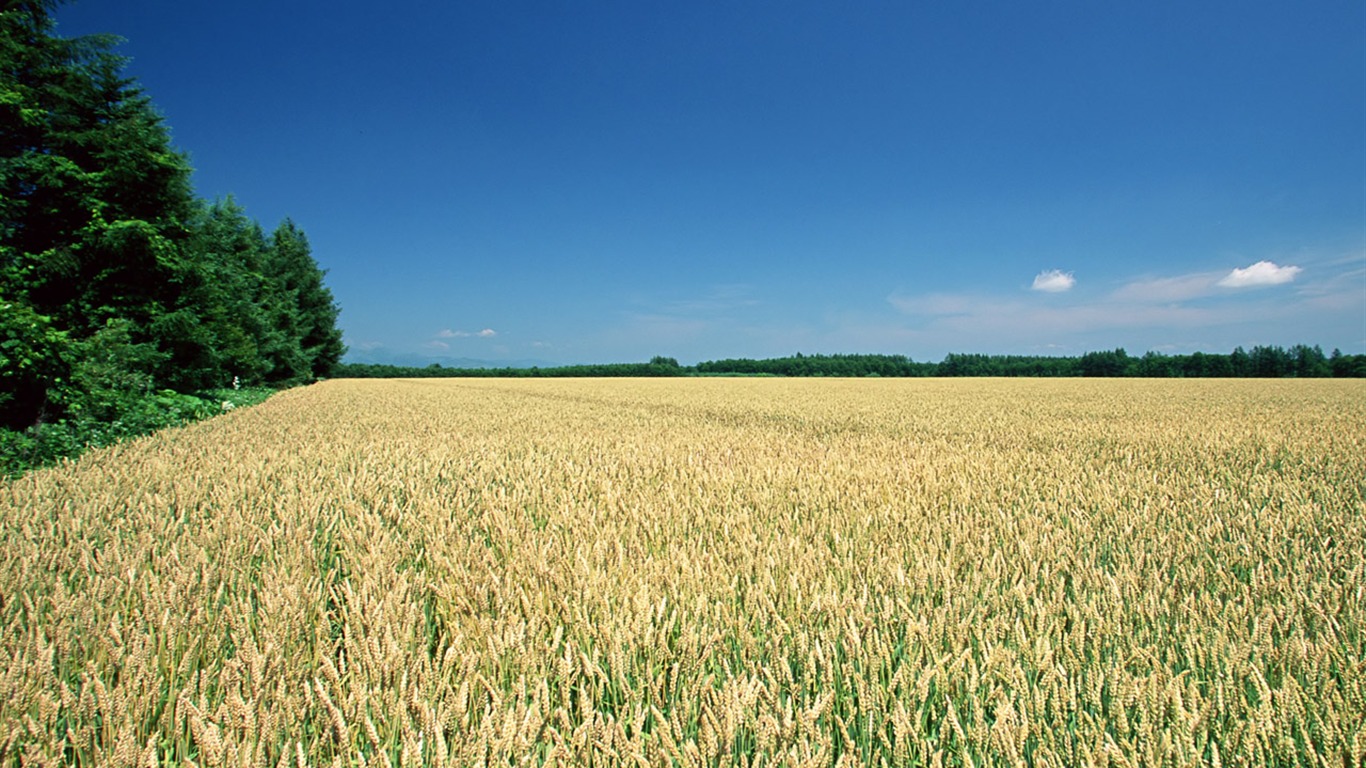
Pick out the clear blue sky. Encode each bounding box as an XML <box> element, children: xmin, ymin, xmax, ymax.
<box><xmin>58</xmin><ymin>1</ymin><xmax>1364</xmax><ymax>365</ymax></box>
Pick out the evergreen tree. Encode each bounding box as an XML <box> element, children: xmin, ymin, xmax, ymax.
<box><xmin>1079</xmin><ymin>348</ymin><xmax>1131</xmax><ymax>377</ymax></box>
<box><xmin>1228</xmin><ymin>346</ymin><xmax>1251</xmax><ymax>377</ymax></box>
<box><xmin>1249</xmin><ymin>345</ymin><xmax>1292</xmax><ymax>377</ymax></box>
<box><xmin>169</xmin><ymin>198</ymin><xmax>276</xmax><ymax>388</ymax></box>
<box><xmin>1</xmin><ymin>0</ymin><xmax>196</xmax><ymax>337</ymax></box>
<box><xmin>1289</xmin><ymin>344</ymin><xmax>1330</xmax><ymax>378</ymax></box>
<box><xmin>2</xmin><ymin>1</ymin><xmax>346</xmax><ymax>454</ymax></box>
<box><xmin>2</xmin><ymin>1</ymin><xmax>181</xmax><ymax>426</ymax></box>
<box><xmin>265</xmin><ymin>220</ymin><xmax>344</xmax><ymax>382</ymax></box>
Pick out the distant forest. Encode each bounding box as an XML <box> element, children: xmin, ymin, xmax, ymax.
<box><xmin>336</xmin><ymin>345</ymin><xmax>1366</xmax><ymax>379</ymax></box>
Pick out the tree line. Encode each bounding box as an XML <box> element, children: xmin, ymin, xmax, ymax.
<box><xmin>336</xmin><ymin>356</ymin><xmax>691</xmax><ymax>379</ymax></box>
<box><xmin>336</xmin><ymin>346</ymin><xmax>1366</xmax><ymax>380</ymax></box>
<box><xmin>2</xmin><ymin>1</ymin><xmax>344</xmax><ymax>473</ymax></box>
<box><xmin>935</xmin><ymin>345</ymin><xmax>1363</xmax><ymax>378</ymax></box>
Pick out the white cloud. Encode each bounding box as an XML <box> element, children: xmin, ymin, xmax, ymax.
<box><xmin>1032</xmin><ymin>269</ymin><xmax>1075</xmax><ymax>293</ymax></box>
<box><xmin>881</xmin><ymin>254</ymin><xmax>1364</xmax><ymax>354</ymax></box>
<box><xmin>436</xmin><ymin>328</ymin><xmax>498</xmax><ymax>339</ymax></box>
<box><xmin>477</xmin><ymin>328</ymin><xmax>497</xmax><ymax>337</ymax></box>
<box><xmin>1217</xmin><ymin>260</ymin><xmax>1302</xmax><ymax>288</ymax></box>
<box><xmin>874</xmin><ymin>252</ymin><xmax>1363</xmax><ymax>354</ymax></box>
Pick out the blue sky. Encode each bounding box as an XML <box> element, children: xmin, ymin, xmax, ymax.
<box><xmin>58</xmin><ymin>1</ymin><xmax>1364</xmax><ymax>365</ymax></box>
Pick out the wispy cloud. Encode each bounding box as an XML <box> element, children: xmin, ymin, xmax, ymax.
<box><xmin>886</xmin><ymin>293</ymin><xmax>979</xmax><ymax>316</ymax></box>
<box><xmin>1111</xmin><ymin>273</ymin><xmax>1222</xmax><ymax>303</ymax></box>
<box><xmin>653</xmin><ymin>284</ymin><xmax>760</xmax><ymax>315</ymax></box>
<box><xmin>1217</xmin><ymin>260</ymin><xmax>1302</xmax><ymax>288</ymax></box>
<box><xmin>889</xmin><ymin>294</ymin><xmax>1228</xmax><ymax>334</ymax></box>
<box><xmin>585</xmin><ymin>285</ymin><xmax>763</xmax><ymax>362</ymax></box>
<box><xmin>437</xmin><ymin>328</ymin><xmax>498</xmax><ymax>338</ymax></box>
<box><xmin>884</xmin><ymin>253</ymin><xmax>1361</xmax><ymax>353</ymax></box>
<box><xmin>1031</xmin><ymin>269</ymin><xmax>1075</xmax><ymax>293</ymax></box>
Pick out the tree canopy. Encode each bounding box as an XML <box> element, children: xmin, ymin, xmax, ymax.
<box><xmin>1</xmin><ymin>1</ymin><xmax>343</xmax><ymax>469</ymax></box>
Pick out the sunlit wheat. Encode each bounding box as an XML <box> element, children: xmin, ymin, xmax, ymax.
<box><xmin>2</xmin><ymin>378</ymin><xmax>1362</xmax><ymax>766</ymax></box>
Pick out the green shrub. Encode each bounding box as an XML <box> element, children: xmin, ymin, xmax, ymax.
<box><xmin>1</xmin><ymin>385</ymin><xmax>276</xmax><ymax>478</ymax></box>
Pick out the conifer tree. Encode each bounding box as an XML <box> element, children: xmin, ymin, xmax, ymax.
<box><xmin>267</xmin><ymin>220</ymin><xmax>344</xmax><ymax>382</ymax></box>
<box><xmin>1</xmin><ymin>0</ymin><xmax>195</xmax><ymax>336</ymax></box>
<box><xmin>2</xmin><ymin>0</ymin><xmax>346</xmax><ymax>440</ymax></box>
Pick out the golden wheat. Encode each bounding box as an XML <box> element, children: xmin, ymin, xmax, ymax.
<box><xmin>2</xmin><ymin>378</ymin><xmax>1362</xmax><ymax>767</ymax></box>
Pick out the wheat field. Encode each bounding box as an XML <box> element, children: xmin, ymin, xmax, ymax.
<box><xmin>1</xmin><ymin>378</ymin><xmax>1362</xmax><ymax>767</ymax></box>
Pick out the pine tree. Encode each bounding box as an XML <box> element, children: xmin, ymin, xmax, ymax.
<box><xmin>1</xmin><ymin>0</ymin><xmax>195</xmax><ymax>337</ymax></box>
<box><xmin>266</xmin><ymin>220</ymin><xmax>344</xmax><ymax>382</ymax></box>
<box><xmin>164</xmin><ymin>198</ymin><xmax>276</xmax><ymax>389</ymax></box>
<box><xmin>2</xmin><ymin>1</ymin><xmax>191</xmax><ymax>425</ymax></box>
<box><xmin>1</xmin><ymin>2</ymin><xmax>348</xmax><ymax>473</ymax></box>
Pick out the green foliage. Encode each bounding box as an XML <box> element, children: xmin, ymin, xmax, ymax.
<box><xmin>159</xmin><ymin>198</ymin><xmax>268</xmax><ymax>389</ymax></box>
<box><xmin>0</xmin><ymin>2</ymin><xmax>195</xmax><ymax>338</ymax></box>
<box><xmin>65</xmin><ymin>318</ymin><xmax>163</xmax><ymax>420</ymax></box>
<box><xmin>1078</xmin><ymin>347</ymin><xmax>1131</xmax><ymax>377</ymax></box>
<box><xmin>263</xmin><ymin>220</ymin><xmax>344</xmax><ymax>383</ymax></box>
<box><xmin>0</xmin><ymin>384</ymin><xmax>276</xmax><ymax>478</ymax></box>
<box><xmin>335</xmin><ymin>359</ymin><xmax>692</xmax><ymax>379</ymax></box>
<box><xmin>1330</xmin><ymin>348</ymin><xmax>1366</xmax><ymax>378</ymax></box>
<box><xmin>0</xmin><ymin>299</ymin><xmax>71</xmax><ymax>429</ymax></box>
<box><xmin>334</xmin><ymin>345</ymin><xmax>1366</xmax><ymax>381</ymax></box>
<box><xmin>0</xmin><ymin>3</ymin><xmax>344</xmax><ymax>476</ymax></box>
<box><xmin>695</xmin><ymin>353</ymin><xmax>934</xmax><ymax>377</ymax></box>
